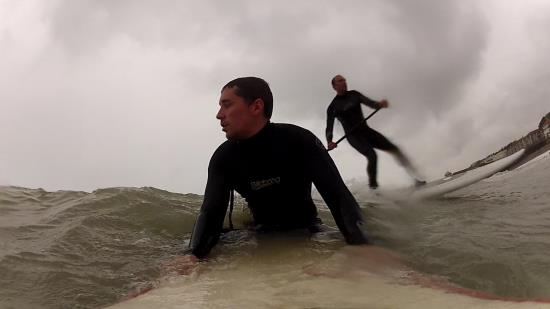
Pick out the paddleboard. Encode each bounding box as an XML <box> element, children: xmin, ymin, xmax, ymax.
<box><xmin>372</xmin><ymin>148</ymin><xmax>527</xmax><ymax>201</ymax></box>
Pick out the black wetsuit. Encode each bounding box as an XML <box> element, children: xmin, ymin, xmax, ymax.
<box><xmin>326</xmin><ymin>90</ymin><xmax>398</xmax><ymax>188</ymax></box>
<box><xmin>189</xmin><ymin>122</ymin><xmax>369</xmax><ymax>258</ymax></box>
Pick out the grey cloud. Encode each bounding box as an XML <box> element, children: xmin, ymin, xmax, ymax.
<box><xmin>1</xmin><ymin>0</ymin><xmax>547</xmax><ymax>193</ymax></box>
<box><xmin>49</xmin><ymin>1</ymin><xmax>236</xmax><ymax>53</ymax></box>
<box><xmin>229</xmin><ymin>1</ymin><xmax>490</xmax><ymax>138</ymax></box>
<box><xmin>48</xmin><ymin>1</ymin><xmax>490</xmax><ymax>125</ymax></box>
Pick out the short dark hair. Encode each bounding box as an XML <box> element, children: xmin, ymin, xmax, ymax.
<box><xmin>222</xmin><ymin>77</ymin><xmax>273</xmax><ymax>119</ymax></box>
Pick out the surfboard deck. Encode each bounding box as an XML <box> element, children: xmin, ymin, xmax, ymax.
<box><xmin>107</xmin><ymin>246</ymin><xmax>550</xmax><ymax>309</ymax></box>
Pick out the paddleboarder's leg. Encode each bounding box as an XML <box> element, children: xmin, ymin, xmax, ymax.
<box><xmin>348</xmin><ymin>134</ymin><xmax>379</xmax><ymax>189</ymax></box>
<box><xmin>365</xmin><ymin>128</ymin><xmax>425</xmax><ymax>184</ymax></box>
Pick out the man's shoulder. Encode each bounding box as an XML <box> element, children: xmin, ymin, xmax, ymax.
<box><xmin>348</xmin><ymin>89</ymin><xmax>362</xmax><ymax>96</ymax></box>
<box><xmin>330</xmin><ymin>90</ymin><xmax>360</xmax><ymax>103</ymax></box>
<box><xmin>329</xmin><ymin>94</ymin><xmax>340</xmax><ymax>106</ymax></box>
<box><xmin>211</xmin><ymin>139</ymin><xmax>237</xmax><ymax>161</ymax></box>
<box><xmin>271</xmin><ymin>122</ymin><xmax>303</xmax><ymax>130</ymax></box>
<box><xmin>270</xmin><ymin>123</ymin><xmax>324</xmax><ymax>150</ymax></box>
<box><xmin>270</xmin><ymin>122</ymin><xmax>313</xmax><ymax>137</ymax></box>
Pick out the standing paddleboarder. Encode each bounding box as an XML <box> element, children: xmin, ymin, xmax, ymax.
<box><xmin>326</xmin><ymin>75</ymin><xmax>425</xmax><ymax>189</ymax></box>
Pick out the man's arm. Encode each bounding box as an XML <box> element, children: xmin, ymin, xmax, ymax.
<box><xmin>355</xmin><ymin>90</ymin><xmax>388</xmax><ymax>109</ymax></box>
<box><xmin>302</xmin><ymin>131</ymin><xmax>369</xmax><ymax>244</ymax></box>
<box><xmin>325</xmin><ymin>104</ymin><xmax>337</xmax><ymax>150</ymax></box>
<box><xmin>188</xmin><ymin>147</ymin><xmax>231</xmax><ymax>258</ymax></box>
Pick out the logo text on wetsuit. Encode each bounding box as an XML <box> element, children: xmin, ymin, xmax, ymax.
<box><xmin>250</xmin><ymin>177</ymin><xmax>281</xmax><ymax>190</ymax></box>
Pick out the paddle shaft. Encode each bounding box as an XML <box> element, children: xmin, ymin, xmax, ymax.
<box><xmin>332</xmin><ymin>108</ymin><xmax>381</xmax><ymax>146</ymax></box>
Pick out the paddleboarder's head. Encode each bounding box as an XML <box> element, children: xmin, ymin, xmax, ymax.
<box><xmin>217</xmin><ymin>77</ymin><xmax>273</xmax><ymax>140</ymax></box>
<box><xmin>331</xmin><ymin>75</ymin><xmax>348</xmax><ymax>95</ymax></box>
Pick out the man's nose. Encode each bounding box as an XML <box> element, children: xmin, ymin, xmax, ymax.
<box><xmin>216</xmin><ymin>108</ymin><xmax>223</xmax><ymax>119</ymax></box>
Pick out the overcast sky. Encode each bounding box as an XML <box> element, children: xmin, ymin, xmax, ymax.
<box><xmin>1</xmin><ymin>0</ymin><xmax>549</xmax><ymax>194</ymax></box>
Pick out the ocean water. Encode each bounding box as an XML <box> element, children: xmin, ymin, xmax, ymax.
<box><xmin>1</xmin><ymin>152</ymin><xmax>550</xmax><ymax>309</ymax></box>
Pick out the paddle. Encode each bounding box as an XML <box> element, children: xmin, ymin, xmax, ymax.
<box><xmin>329</xmin><ymin>108</ymin><xmax>381</xmax><ymax>150</ymax></box>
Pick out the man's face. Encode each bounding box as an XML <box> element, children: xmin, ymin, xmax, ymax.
<box><xmin>332</xmin><ymin>75</ymin><xmax>347</xmax><ymax>94</ymax></box>
<box><xmin>216</xmin><ymin>87</ymin><xmax>259</xmax><ymax>140</ymax></box>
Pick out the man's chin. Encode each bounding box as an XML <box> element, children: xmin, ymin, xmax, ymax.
<box><xmin>221</xmin><ymin>128</ymin><xmax>229</xmax><ymax>138</ymax></box>
<box><xmin>224</xmin><ymin>132</ymin><xmax>234</xmax><ymax>140</ymax></box>
<box><xmin>225</xmin><ymin>132</ymin><xmax>244</xmax><ymax>140</ymax></box>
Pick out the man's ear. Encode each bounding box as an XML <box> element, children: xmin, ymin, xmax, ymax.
<box><xmin>250</xmin><ymin>98</ymin><xmax>265</xmax><ymax>115</ymax></box>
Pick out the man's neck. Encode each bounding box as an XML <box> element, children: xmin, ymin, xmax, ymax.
<box><xmin>242</xmin><ymin>120</ymin><xmax>269</xmax><ymax>140</ymax></box>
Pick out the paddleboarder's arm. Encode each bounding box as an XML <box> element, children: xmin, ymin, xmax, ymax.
<box><xmin>301</xmin><ymin>130</ymin><xmax>369</xmax><ymax>245</ymax></box>
<box><xmin>355</xmin><ymin>90</ymin><xmax>385</xmax><ymax>109</ymax></box>
<box><xmin>189</xmin><ymin>146</ymin><xmax>231</xmax><ymax>259</ymax></box>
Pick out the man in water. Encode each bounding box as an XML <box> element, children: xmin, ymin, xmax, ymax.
<box><xmin>183</xmin><ymin>76</ymin><xmax>369</xmax><ymax>264</ymax></box>
<box><xmin>326</xmin><ymin>75</ymin><xmax>424</xmax><ymax>189</ymax></box>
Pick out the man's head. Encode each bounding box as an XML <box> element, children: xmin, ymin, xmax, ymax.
<box><xmin>216</xmin><ymin>77</ymin><xmax>273</xmax><ymax>140</ymax></box>
<box><xmin>331</xmin><ymin>75</ymin><xmax>348</xmax><ymax>95</ymax></box>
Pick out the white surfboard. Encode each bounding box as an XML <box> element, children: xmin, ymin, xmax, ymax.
<box><xmin>372</xmin><ymin>149</ymin><xmax>527</xmax><ymax>201</ymax></box>
<box><xmin>107</xmin><ymin>245</ymin><xmax>550</xmax><ymax>309</ymax></box>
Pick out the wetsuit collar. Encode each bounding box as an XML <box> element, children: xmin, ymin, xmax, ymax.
<box><xmin>336</xmin><ymin>90</ymin><xmax>349</xmax><ymax>97</ymax></box>
<box><xmin>237</xmin><ymin>121</ymin><xmax>271</xmax><ymax>144</ymax></box>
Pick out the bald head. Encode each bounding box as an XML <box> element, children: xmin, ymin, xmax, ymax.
<box><xmin>331</xmin><ymin>74</ymin><xmax>348</xmax><ymax>95</ymax></box>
